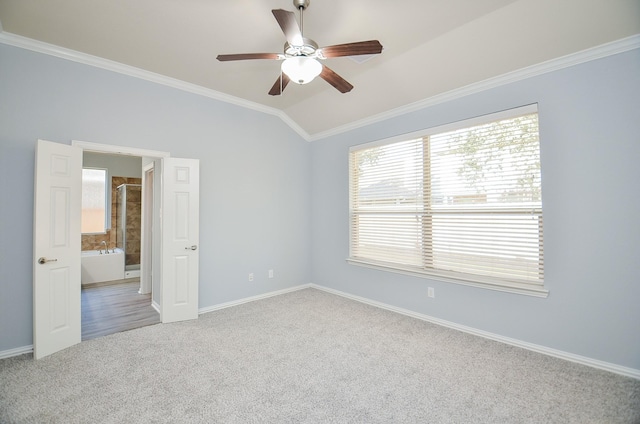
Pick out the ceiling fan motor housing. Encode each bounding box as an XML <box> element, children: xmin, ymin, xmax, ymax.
<box><xmin>293</xmin><ymin>0</ymin><xmax>310</xmax><ymax>10</ymax></box>
<box><xmin>284</xmin><ymin>38</ymin><xmax>318</xmax><ymax>57</ymax></box>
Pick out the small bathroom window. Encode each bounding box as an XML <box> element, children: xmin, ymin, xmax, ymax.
<box><xmin>81</xmin><ymin>168</ymin><xmax>108</xmax><ymax>234</ymax></box>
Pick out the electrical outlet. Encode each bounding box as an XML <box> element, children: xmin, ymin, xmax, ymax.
<box><xmin>248</xmin><ymin>273</ymin><xmax>254</xmax><ymax>282</ymax></box>
<box><xmin>428</xmin><ymin>287</ymin><xmax>435</xmax><ymax>298</ymax></box>
<box><xmin>268</xmin><ymin>269</ymin><xmax>274</xmax><ymax>279</ymax></box>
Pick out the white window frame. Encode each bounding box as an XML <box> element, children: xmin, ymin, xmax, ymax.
<box><xmin>348</xmin><ymin>104</ymin><xmax>547</xmax><ymax>297</ymax></box>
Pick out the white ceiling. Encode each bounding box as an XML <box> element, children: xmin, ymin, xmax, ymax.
<box><xmin>1</xmin><ymin>0</ymin><xmax>639</xmax><ymax>139</ymax></box>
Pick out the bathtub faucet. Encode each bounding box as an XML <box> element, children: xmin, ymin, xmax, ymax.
<box><xmin>100</xmin><ymin>240</ymin><xmax>108</xmax><ymax>254</ymax></box>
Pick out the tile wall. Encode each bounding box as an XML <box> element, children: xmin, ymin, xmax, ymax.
<box><xmin>116</xmin><ymin>180</ymin><xmax>142</xmax><ymax>266</ymax></box>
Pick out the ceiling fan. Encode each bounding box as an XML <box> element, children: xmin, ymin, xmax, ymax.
<box><xmin>216</xmin><ymin>0</ymin><xmax>383</xmax><ymax>96</ymax></box>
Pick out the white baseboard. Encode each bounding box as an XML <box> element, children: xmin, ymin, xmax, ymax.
<box><xmin>198</xmin><ymin>284</ymin><xmax>312</xmax><ymax>315</ymax></box>
<box><xmin>0</xmin><ymin>344</ymin><xmax>33</xmax><ymax>359</ymax></box>
<box><xmin>310</xmin><ymin>284</ymin><xmax>640</xmax><ymax>380</ymax></box>
<box><xmin>0</xmin><ymin>285</ymin><xmax>312</xmax><ymax>360</ymax></box>
<box><xmin>4</xmin><ymin>282</ymin><xmax>637</xmax><ymax>380</ymax></box>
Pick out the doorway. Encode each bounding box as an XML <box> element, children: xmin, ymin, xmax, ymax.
<box><xmin>34</xmin><ymin>139</ymin><xmax>200</xmax><ymax>359</ymax></box>
<box><xmin>80</xmin><ymin>151</ymin><xmax>157</xmax><ymax>340</ymax></box>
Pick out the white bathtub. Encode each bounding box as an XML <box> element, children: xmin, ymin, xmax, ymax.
<box><xmin>81</xmin><ymin>248</ymin><xmax>125</xmax><ymax>284</ymax></box>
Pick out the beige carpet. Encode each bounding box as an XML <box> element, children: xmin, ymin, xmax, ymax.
<box><xmin>1</xmin><ymin>288</ymin><xmax>638</xmax><ymax>423</ymax></box>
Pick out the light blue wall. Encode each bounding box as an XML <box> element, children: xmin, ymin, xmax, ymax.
<box><xmin>0</xmin><ymin>43</ymin><xmax>311</xmax><ymax>352</ymax></box>
<box><xmin>310</xmin><ymin>49</ymin><xmax>640</xmax><ymax>370</ymax></box>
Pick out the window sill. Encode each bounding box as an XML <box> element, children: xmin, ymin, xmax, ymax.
<box><xmin>346</xmin><ymin>258</ymin><xmax>549</xmax><ymax>298</ymax></box>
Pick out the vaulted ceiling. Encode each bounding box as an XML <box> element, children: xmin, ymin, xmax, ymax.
<box><xmin>1</xmin><ymin>0</ymin><xmax>638</xmax><ymax>139</ymax></box>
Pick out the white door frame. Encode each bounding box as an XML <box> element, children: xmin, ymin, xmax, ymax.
<box><xmin>72</xmin><ymin>141</ymin><xmax>170</xmax><ymax>161</ymax></box>
<box><xmin>72</xmin><ymin>140</ymin><xmax>170</xmax><ymax>317</ymax></box>
<box><xmin>140</xmin><ymin>163</ymin><xmax>154</xmax><ymax>296</ymax></box>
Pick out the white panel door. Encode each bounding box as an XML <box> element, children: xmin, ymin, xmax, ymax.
<box><xmin>33</xmin><ymin>139</ymin><xmax>82</xmax><ymax>359</ymax></box>
<box><xmin>160</xmin><ymin>157</ymin><xmax>199</xmax><ymax>323</ymax></box>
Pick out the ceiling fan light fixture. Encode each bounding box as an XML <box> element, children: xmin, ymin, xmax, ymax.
<box><xmin>281</xmin><ymin>57</ymin><xmax>322</xmax><ymax>84</ymax></box>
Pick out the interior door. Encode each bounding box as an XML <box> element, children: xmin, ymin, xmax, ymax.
<box><xmin>33</xmin><ymin>139</ymin><xmax>82</xmax><ymax>359</ymax></box>
<box><xmin>160</xmin><ymin>157</ymin><xmax>199</xmax><ymax>323</ymax></box>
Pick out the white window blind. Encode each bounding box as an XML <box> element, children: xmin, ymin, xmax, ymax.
<box><xmin>349</xmin><ymin>106</ymin><xmax>545</xmax><ymax>295</ymax></box>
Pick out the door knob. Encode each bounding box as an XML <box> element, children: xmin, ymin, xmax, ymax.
<box><xmin>38</xmin><ymin>257</ymin><xmax>58</xmax><ymax>265</ymax></box>
<box><xmin>185</xmin><ymin>245</ymin><xmax>197</xmax><ymax>251</ymax></box>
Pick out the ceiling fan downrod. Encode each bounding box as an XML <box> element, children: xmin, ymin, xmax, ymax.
<box><xmin>294</xmin><ymin>0</ymin><xmax>310</xmax><ymax>37</ymax></box>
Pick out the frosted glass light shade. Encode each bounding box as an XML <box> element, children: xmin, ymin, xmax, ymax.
<box><xmin>281</xmin><ymin>57</ymin><xmax>322</xmax><ymax>84</ymax></box>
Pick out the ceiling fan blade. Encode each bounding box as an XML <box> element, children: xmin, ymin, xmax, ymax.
<box><xmin>272</xmin><ymin>9</ymin><xmax>303</xmax><ymax>46</ymax></box>
<box><xmin>268</xmin><ymin>74</ymin><xmax>291</xmax><ymax>96</ymax></box>
<box><xmin>217</xmin><ymin>53</ymin><xmax>281</xmax><ymax>61</ymax></box>
<box><xmin>320</xmin><ymin>66</ymin><xmax>353</xmax><ymax>93</ymax></box>
<box><xmin>320</xmin><ymin>40</ymin><xmax>383</xmax><ymax>58</ymax></box>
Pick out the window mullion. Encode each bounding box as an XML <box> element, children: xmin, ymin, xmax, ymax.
<box><xmin>422</xmin><ymin>136</ymin><xmax>433</xmax><ymax>269</ymax></box>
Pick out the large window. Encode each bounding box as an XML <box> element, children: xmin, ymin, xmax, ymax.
<box><xmin>348</xmin><ymin>105</ymin><xmax>546</xmax><ymax>296</ymax></box>
<box><xmin>81</xmin><ymin>168</ymin><xmax>108</xmax><ymax>234</ymax></box>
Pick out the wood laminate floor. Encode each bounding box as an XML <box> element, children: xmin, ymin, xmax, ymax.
<box><xmin>81</xmin><ymin>280</ymin><xmax>160</xmax><ymax>341</ymax></box>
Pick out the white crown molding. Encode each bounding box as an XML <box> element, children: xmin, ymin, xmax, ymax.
<box><xmin>71</xmin><ymin>140</ymin><xmax>170</xmax><ymax>158</ymax></box>
<box><xmin>1</xmin><ymin>31</ymin><xmax>638</xmax><ymax>143</ymax></box>
<box><xmin>0</xmin><ymin>31</ymin><xmax>312</xmax><ymax>141</ymax></box>
<box><xmin>309</xmin><ymin>34</ymin><xmax>640</xmax><ymax>141</ymax></box>
<box><xmin>310</xmin><ymin>284</ymin><xmax>640</xmax><ymax>380</ymax></box>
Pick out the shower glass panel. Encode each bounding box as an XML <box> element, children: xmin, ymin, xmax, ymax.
<box><xmin>116</xmin><ymin>184</ymin><xmax>142</xmax><ymax>272</ymax></box>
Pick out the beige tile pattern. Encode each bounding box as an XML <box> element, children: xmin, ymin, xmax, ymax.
<box><xmin>123</xmin><ymin>185</ymin><xmax>141</xmax><ymax>266</ymax></box>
